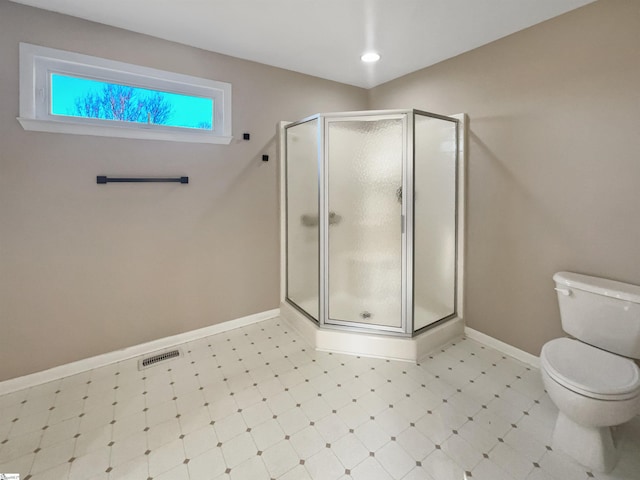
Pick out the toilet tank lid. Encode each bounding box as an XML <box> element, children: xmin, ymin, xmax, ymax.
<box><xmin>553</xmin><ymin>272</ymin><xmax>640</xmax><ymax>304</ymax></box>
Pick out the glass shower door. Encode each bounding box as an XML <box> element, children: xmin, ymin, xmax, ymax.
<box><xmin>413</xmin><ymin>112</ymin><xmax>458</xmax><ymax>331</ymax></box>
<box><xmin>286</xmin><ymin>119</ymin><xmax>320</xmax><ymax>321</ymax></box>
<box><xmin>325</xmin><ymin>116</ymin><xmax>406</xmax><ymax>331</ymax></box>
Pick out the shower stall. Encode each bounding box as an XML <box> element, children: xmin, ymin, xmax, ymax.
<box><xmin>280</xmin><ymin>109</ymin><xmax>465</xmax><ymax>355</ymax></box>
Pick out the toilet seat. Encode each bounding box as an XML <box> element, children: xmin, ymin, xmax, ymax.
<box><xmin>541</xmin><ymin>338</ymin><xmax>640</xmax><ymax>401</ymax></box>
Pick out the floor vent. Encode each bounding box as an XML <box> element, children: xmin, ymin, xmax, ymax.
<box><xmin>138</xmin><ymin>348</ymin><xmax>182</xmax><ymax>370</ymax></box>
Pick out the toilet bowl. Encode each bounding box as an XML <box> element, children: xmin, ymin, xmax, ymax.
<box><xmin>540</xmin><ymin>338</ymin><xmax>640</xmax><ymax>472</ymax></box>
<box><xmin>541</xmin><ymin>272</ymin><xmax>640</xmax><ymax>473</ymax></box>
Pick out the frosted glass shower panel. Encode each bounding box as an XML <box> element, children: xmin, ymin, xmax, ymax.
<box><xmin>413</xmin><ymin>114</ymin><xmax>457</xmax><ymax>331</ymax></box>
<box><xmin>327</xmin><ymin>118</ymin><xmax>404</xmax><ymax>329</ymax></box>
<box><xmin>286</xmin><ymin>119</ymin><xmax>320</xmax><ymax>320</ymax></box>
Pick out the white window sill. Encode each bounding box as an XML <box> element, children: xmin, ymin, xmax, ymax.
<box><xmin>17</xmin><ymin>117</ymin><xmax>233</xmax><ymax>145</ymax></box>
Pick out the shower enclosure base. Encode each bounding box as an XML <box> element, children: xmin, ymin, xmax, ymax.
<box><xmin>281</xmin><ymin>301</ymin><xmax>464</xmax><ymax>362</ymax></box>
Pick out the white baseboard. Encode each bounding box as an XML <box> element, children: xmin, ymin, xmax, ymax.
<box><xmin>0</xmin><ymin>309</ymin><xmax>280</xmax><ymax>396</ymax></box>
<box><xmin>464</xmin><ymin>327</ymin><xmax>540</xmax><ymax>368</ymax></box>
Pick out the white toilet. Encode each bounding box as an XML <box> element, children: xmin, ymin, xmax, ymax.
<box><xmin>540</xmin><ymin>272</ymin><xmax>640</xmax><ymax>473</ymax></box>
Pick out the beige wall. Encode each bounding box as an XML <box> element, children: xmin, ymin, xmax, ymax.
<box><xmin>0</xmin><ymin>0</ymin><xmax>367</xmax><ymax>381</ymax></box>
<box><xmin>370</xmin><ymin>0</ymin><xmax>640</xmax><ymax>356</ymax></box>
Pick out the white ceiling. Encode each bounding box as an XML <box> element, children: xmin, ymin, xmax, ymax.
<box><xmin>11</xmin><ymin>0</ymin><xmax>595</xmax><ymax>88</ymax></box>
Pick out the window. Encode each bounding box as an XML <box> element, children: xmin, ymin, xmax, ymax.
<box><xmin>18</xmin><ymin>43</ymin><xmax>232</xmax><ymax>144</ymax></box>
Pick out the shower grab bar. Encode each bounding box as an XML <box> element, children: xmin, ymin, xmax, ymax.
<box><xmin>97</xmin><ymin>176</ymin><xmax>189</xmax><ymax>184</ymax></box>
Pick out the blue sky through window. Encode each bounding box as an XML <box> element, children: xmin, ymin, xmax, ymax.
<box><xmin>51</xmin><ymin>74</ymin><xmax>214</xmax><ymax>130</ymax></box>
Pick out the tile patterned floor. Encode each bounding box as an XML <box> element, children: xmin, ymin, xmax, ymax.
<box><xmin>0</xmin><ymin>317</ymin><xmax>638</xmax><ymax>480</ymax></box>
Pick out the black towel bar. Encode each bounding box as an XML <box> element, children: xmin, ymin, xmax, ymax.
<box><xmin>97</xmin><ymin>176</ymin><xmax>188</xmax><ymax>184</ymax></box>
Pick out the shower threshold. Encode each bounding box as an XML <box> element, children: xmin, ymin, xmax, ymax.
<box><xmin>280</xmin><ymin>300</ymin><xmax>464</xmax><ymax>363</ymax></box>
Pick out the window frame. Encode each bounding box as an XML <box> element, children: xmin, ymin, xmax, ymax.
<box><xmin>18</xmin><ymin>43</ymin><xmax>233</xmax><ymax>144</ymax></box>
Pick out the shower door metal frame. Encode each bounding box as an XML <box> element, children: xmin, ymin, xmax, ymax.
<box><xmin>321</xmin><ymin>112</ymin><xmax>410</xmax><ymax>335</ymax></box>
<box><xmin>411</xmin><ymin>109</ymin><xmax>461</xmax><ymax>334</ymax></box>
<box><xmin>283</xmin><ymin>115</ymin><xmax>323</xmax><ymax>324</ymax></box>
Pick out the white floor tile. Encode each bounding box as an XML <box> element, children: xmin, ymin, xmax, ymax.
<box><xmin>153</xmin><ymin>462</ymin><xmax>190</xmax><ymax>480</ymax></box>
<box><xmin>441</xmin><ymin>434</ymin><xmax>484</xmax><ymax>471</ymax></box>
<box><xmin>182</xmin><ymin>424</ymin><xmax>217</xmax><ymax>459</ymax></box>
<box><xmin>29</xmin><ymin>461</ymin><xmax>71</xmax><ymax>480</ymax></box>
<box><xmin>221</xmin><ymin>431</ymin><xmax>257</xmax><ymax>468</ymax></box>
<box><xmin>338</xmin><ymin>403</ymin><xmax>376</xmax><ymax>430</ymax></box>
<box><xmin>357</xmin><ymin>391</ymin><xmax>389</xmax><ymax>417</ymax></box>
<box><xmin>73</xmin><ymin>424</ymin><xmax>112</xmax><ymax>458</ymax></box>
<box><xmin>267</xmin><ymin>391</ymin><xmax>297</xmax><ymax>416</ymax></box>
<box><xmin>331</xmin><ymin>433</ymin><xmax>369</xmax><ymax>469</ymax></box>
<box><xmin>472</xmin><ymin>408</ymin><xmax>514</xmax><ymax>438</ymax></box>
<box><xmin>111</xmin><ymin>411</ymin><xmax>145</xmax><ymax>442</ymax></box>
<box><xmin>178</xmin><ymin>405</ymin><xmax>211</xmax><ymax>435</ymax></box>
<box><xmin>323</xmin><ymin>387</ymin><xmax>353</xmax><ymax>411</ymax></box>
<box><xmin>214</xmin><ymin>412</ymin><xmax>247</xmax><ymax>443</ymax></box>
<box><xmin>394</xmin><ymin>396</ymin><xmax>430</xmax><ymax>423</ymax></box>
<box><xmin>279</xmin><ymin>464</ymin><xmax>313</xmax><ymax>480</ymax></box>
<box><xmin>538</xmin><ymin>450</ymin><xmax>593</xmax><ymax>480</ymax></box>
<box><xmin>30</xmin><ymin>437</ymin><xmax>75</xmax><ymax>475</ymax></box>
<box><xmin>8</xmin><ymin>411</ymin><xmax>49</xmax><ymax>438</ymax></box>
<box><xmin>145</xmin><ymin>399</ymin><xmax>178</xmax><ymax>428</ymax></box>
<box><xmin>376</xmin><ymin>440</ymin><xmax>416</xmax><ymax>479</ymax></box>
<box><xmin>250</xmin><ymin>418</ymin><xmax>285</xmax><ymax>451</ymax></box>
<box><xmin>0</xmin><ymin>452</ymin><xmax>35</xmax><ymax>478</ymax></box>
<box><xmin>241</xmin><ymin>402</ymin><xmax>273</xmax><ymax>428</ymax></box>
<box><xmin>290</xmin><ymin>425</ymin><xmax>325</xmax><ymax>460</ymax></box>
<box><xmin>300</xmin><ymin>396</ymin><xmax>333</xmax><ymax>422</ymax></box>
<box><xmin>354</xmin><ymin>419</ymin><xmax>391</xmax><ymax>452</ymax></box>
<box><xmin>396</xmin><ymin>425</ymin><xmax>435</xmax><ymax>461</ymax></box>
<box><xmin>526</xmin><ymin>467</ymin><xmax>556</xmax><ymax>480</ymax></box>
<box><xmin>421</xmin><ymin>449</ymin><xmax>466</xmax><ymax>480</ymax></box>
<box><xmin>0</xmin><ymin>431</ymin><xmax>41</xmax><ymax>464</ymax></box>
<box><xmin>315</xmin><ymin>413</ymin><xmax>350</xmax><ymax>444</ymax></box>
<box><xmin>174</xmin><ymin>385</ymin><xmax>206</xmax><ymax>415</ymax></box>
<box><xmin>261</xmin><ymin>439</ymin><xmax>300</xmax><ymax>478</ymax></box>
<box><xmin>305</xmin><ymin>448</ymin><xmax>346</xmax><ymax>480</ymax></box>
<box><xmin>472</xmin><ymin>458</ymin><xmax>517</xmax><ymax>480</ymax></box>
<box><xmin>187</xmin><ymin>446</ymin><xmax>226</xmax><ymax>479</ymax></box>
<box><xmin>146</xmin><ymin>417</ymin><xmax>181</xmax><ymax>450</ymax></box>
<box><xmin>208</xmin><ymin>396</ymin><xmax>238</xmax><ymax>421</ymax></box>
<box><xmin>110</xmin><ymin>430</ymin><xmax>147</xmax><ymax>467</ymax></box>
<box><xmin>458</xmin><ymin>418</ymin><xmax>500</xmax><ymax>454</ymax></box>
<box><xmin>504</xmin><ymin>424</ymin><xmax>548</xmax><ymax>461</ymax></box>
<box><xmin>48</xmin><ymin>398</ymin><xmax>85</xmax><ymax>425</ymax></box>
<box><xmin>277</xmin><ymin>406</ymin><xmax>310</xmax><ymax>436</ymax></box>
<box><xmin>350</xmin><ymin>456</ymin><xmax>393</xmax><ymax>480</ymax></box>
<box><xmin>68</xmin><ymin>446</ymin><xmax>111</xmax><ymax>480</ymax></box>
<box><xmin>147</xmin><ymin>438</ymin><xmax>186</xmax><ymax>478</ymax></box>
<box><xmin>229</xmin><ymin>455</ymin><xmax>270</xmax><ymax>480</ymax></box>
<box><xmin>489</xmin><ymin>442</ymin><xmax>536</xmax><ymax>479</ymax></box>
<box><xmin>78</xmin><ymin>404</ymin><xmax>114</xmax><ymax>434</ymax></box>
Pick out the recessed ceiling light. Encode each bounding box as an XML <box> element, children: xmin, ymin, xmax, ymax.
<box><xmin>361</xmin><ymin>52</ymin><xmax>380</xmax><ymax>63</ymax></box>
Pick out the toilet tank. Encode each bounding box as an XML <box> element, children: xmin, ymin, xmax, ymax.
<box><xmin>553</xmin><ymin>272</ymin><xmax>640</xmax><ymax>359</ymax></box>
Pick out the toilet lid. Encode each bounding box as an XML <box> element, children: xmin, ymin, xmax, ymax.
<box><xmin>541</xmin><ymin>338</ymin><xmax>640</xmax><ymax>400</ymax></box>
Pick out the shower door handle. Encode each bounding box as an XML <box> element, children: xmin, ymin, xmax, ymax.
<box><xmin>401</xmin><ymin>215</ymin><xmax>405</xmax><ymax>234</ymax></box>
